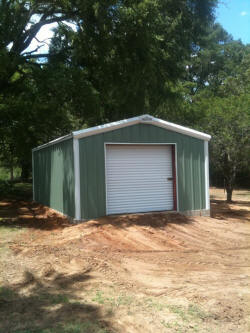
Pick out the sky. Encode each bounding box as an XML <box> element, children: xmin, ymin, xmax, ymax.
<box><xmin>26</xmin><ymin>23</ymin><xmax>57</xmax><ymax>55</ymax></box>
<box><xmin>216</xmin><ymin>0</ymin><xmax>250</xmax><ymax>44</ymax></box>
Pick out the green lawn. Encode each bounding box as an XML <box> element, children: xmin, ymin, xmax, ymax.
<box><xmin>0</xmin><ymin>166</ymin><xmax>21</xmax><ymax>181</ymax></box>
<box><xmin>0</xmin><ymin>180</ymin><xmax>32</xmax><ymax>200</ymax></box>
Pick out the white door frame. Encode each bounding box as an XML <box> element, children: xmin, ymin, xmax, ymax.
<box><xmin>104</xmin><ymin>143</ymin><xmax>179</xmax><ymax>215</ymax></box>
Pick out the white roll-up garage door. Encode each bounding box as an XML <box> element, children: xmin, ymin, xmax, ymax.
<box><xmin>106</xmin><ymin>144</ymin><xmax>174</xmax><ymax>215</ymax></box>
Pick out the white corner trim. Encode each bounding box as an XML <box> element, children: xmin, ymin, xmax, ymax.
<box><xmin>32</xmin><ymin>150</ymin><xmax>35</xmax><ymax>201</ymax></box>
<box><xmin>73</xmin><ymin>138</ymin><xmax>81</xmax><ymax>220</ymax></box>
<box><xmin>174</xmin><ymin>144</ymin><xmax>179</xmax><ymax>212</ymax></box>
<box><xmin>204</xmin><ymin>141</ymin><xmax>210</xmax><ymax>210</ymax></box>
<box><xmin>73</xmin><ymin>114</ymin><xmax>211</xmax><ymax>141</ymax></box>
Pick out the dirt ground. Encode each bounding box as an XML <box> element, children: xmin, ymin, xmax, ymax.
<box><xmin>0</xmin><ymin>188</ymin><xmax>250</xmax><ymax>333</ymax></box>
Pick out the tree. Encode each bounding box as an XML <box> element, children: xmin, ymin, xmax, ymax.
<box><xmin>0</xmin><ymin>64</ymin><xmax>81</xmax><ymax>179</ymax></box>
<box><xmin>0</xmin><ymin>0</ymin><xmax>79</xmax><ymax>91</ymax></box>
<box><xmin>0</xmin><ymin>0</ymin><xmax>219</xmax><ymax>178</ymax></box>
<box><xmin>48</xmin><ymin>0</ymin><xmax>218</xmax><ymax>124</ymax></box>
<box><xmin>196</xmin><ymin>95</ymin><xmax>250</xmax><ymax>202</ymax></box>
<box><xmin>156</xmin><ymin>23</ymin><xmax>240</xmax><ymax>127</ymax></box>
<box><xmin>162</xmin><ymin>25</ymin><xmax>250</xmax><ymax>199</ymax></box>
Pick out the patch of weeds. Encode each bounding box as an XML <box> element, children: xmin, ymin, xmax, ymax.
<box><xmin>161</xmin><ymin>320</ymin><xmax>184</xmax><ymax>332</ymax></box>
<box><xmin>0</xmin><ymin>286</ymin><xmax>15</xmax><ymax>301</ymax></box>
<box><xmin>161</xmin><ymin>320</ymin><xmax>172</xmax><ymax>328</ymax></box>
<box><xmin>114</xmin><ymin>295</ymin><xmax>133</xmax><ymax>307</ymax></box>
<box><xmin>144</xmin><ymin>297</ymin><xmax>166</xmax><ymax>311</ymax></box>
<box><xmin>56</xmin><ymin>321</ymin><xmax>111</xmax><ymax>333</ymax></box>
<box><xmin>92</xmin><ymin>291</ymin><xmax>133</xmax><ymax>308</ymax></box>
<box><xmin>150</xmin><ymin>302</ymin><xmax>164</xmax><ymax>311</ymax></box>
<box><xmin>167</xmin><ymin>305</ymin><xmax>188</xmax><ymax>322</ymax></box>
<box><xmin>92</xmin><ymin>291</ymin><xmax>106</xmax><ymax>304</ymax></box>
<box><xmin>70</xmin><ymin>300</ymin><xmax>82</xmax><ymax>305</ymax></box>
<box><xmin>14</xmin><ymin>321</ymin><xmax>111</xmax><ymax>333</ymax></box>
<box><xmin>14</xmin><ymin>329</ymin><xmax>44</xmax><ymax>333</ymax></box>
<box><xmin>187</xmin><ymin>304</ymin><xmax>209</xmax><ymax>321</ymax></box>
<box><xmin>38</xmin><ymin>293</ymin><xmax>69</xmax><ymax>305</ymax></box>
<box><xmin>163</xmin><ymin>303</ymin><xmax>212</xmax><ymax>332</ymax></box>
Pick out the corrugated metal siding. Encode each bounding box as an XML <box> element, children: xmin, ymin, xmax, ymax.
<box><xmin>33</xmin><ymin>138</ymin><xmax>75</xmax><ymax>217</ymax></box>
<box><xmin>106</xmin><ymin>145</ymin><xmax>173</xmax><ymax>214</ymax></box>
<box><xmin>79</xmin><ymin>123</ymin><xmax>205</xmax><ymax>219</ymax></box>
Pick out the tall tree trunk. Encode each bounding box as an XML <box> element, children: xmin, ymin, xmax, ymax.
<box><xmin>224</xmin><ymin>154</ymin><xmax>236</xmax><ymax>203</ymax></box>
<box><xmin>226</xmin><ymin>186</ymin><xmax>233</xmax><ymax>202</ymax></box>
<box><xmin>21</xmin><ymin>162</ymin><xmax>30</xmax><ymax>180</ymax></box>
<box><xmin>225</xmin><ymin>176</ymin><xmax>234</xmax><ymax>203</ymax></box>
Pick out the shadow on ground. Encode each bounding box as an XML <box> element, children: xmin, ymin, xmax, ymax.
<box><xmin>0</xmin><ymin>200</ymin><xmax>71</xmax><ymax>230</ymax></box>
<box><xmin>0</xmin><ymin>199</ymin><xmax>193</xmax><ymax>231</ymax></box>
<box><xmin>89</xmin><ymin>212</ymin><xmax>192</xmax><ymax>229</ymax></box>
<box><xmin>0</xmin><ymin>269</ymin><xmax>114</xmax><ymax>333</ymax></box>
<box><xmin>210</xmin><ymin>200</ymin><xmax>250</xmax><ymax>221</ymax></box>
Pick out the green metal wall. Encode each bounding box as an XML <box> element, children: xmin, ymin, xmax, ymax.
<box><xmin>33</xmin><ymin>138</ymin><xmax>75</xmax><ymax>217</ymax></box>
<box><xmin>79</xmin><ymin>123</ymin><xmax>205</xmax><ymax>219</ymax></box>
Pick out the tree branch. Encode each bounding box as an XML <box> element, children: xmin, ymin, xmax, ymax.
<box><xmin>22</xmin><ymin>44</ymin><xmax>44</xmax><ymax>56</ymax></box>
<box><xmin>13</xmin><ymin>14</ymin><xmax>76</xmax><ymax>54</ymax></box>
<box><xmin>24</xmin><ymin>53</ymin><xmax>51</xmax><ymax>59</ymax></box>
<box><xmin>24</xmin><ymin>47</ymin><xmax>73</xmax><ymax>60</ymax></box>
<box><xmin>34</xmin><ymin>36</ymin><xmax>52</xmax><ymax>47</ymax></box>
<box><xmin>22</xmin><ymin>15</ymin><xmax>70</xmax><ymax>51</ymax></box>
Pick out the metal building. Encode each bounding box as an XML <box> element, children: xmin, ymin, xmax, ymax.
<box><xmin>32</xmin><ymin>115</ymin><xmax>211</xmax><ymax>220</ymax></box>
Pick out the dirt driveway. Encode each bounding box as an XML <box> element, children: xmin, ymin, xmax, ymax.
<box><xmin>0</xmin><ymin>188</ymin><xmax>250</xmax><ymax>333</ymax></box>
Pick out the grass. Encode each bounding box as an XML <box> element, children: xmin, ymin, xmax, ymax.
<box><xmin>187</xmin><ymin>304</ymin><xmax>209</xmax><ymax>321</ymax></box>
<box><xmin>159</xmin><ymin>303</ymin><xmax>214</xmax><ymax>333</ymax></box>
<box><xmin>0</xmin><ymin>287</ymin><xmax>16</xmax><ymax>301</ymax></box>
<box><xmin>0</xmin><ymin>286</ymin><xmax>112</xmax><ymax>333</ymax></box>
<box><xmin>0</xmin><ymin>166</ymin><xmax>21</xmax><ymax>181</ymax></box>
<box><xmin>38</xmin><ymin>293</ymin><xmax>70</xmax><ymax>305</ymax></box>
<box><xmin>0</xmin><ymin>165</ymin><xmax>32</xmax><ymax>200</ymax></box>
<box><xmin>0</xmin><ymin>288</ymin><xmax>71</xmax><ymax>306</ymax></box>
<box><xmin>210</xmin><ymin>187</ymin><xmax>250</xmax><ymax>201</ymax></box>
<box><xmin>14</xmin><ymin>321</ymin><xmax>111</xmax><ymax>333</ymax></box>
<box><xmin>92</xmin><ymin>291</ymin><xmax>106</xmax><ymax>304</ymax></box>
<box><xmin>0</xmin><ymin>180</ymin><xmax>32</xmax><ymax>200</ymax></box>
<box><xmin>91</xmin><ymin>290</ymin><xmax>133</xmax><ymax>308</ymax></box>
<box><xmin>89</xmin><ymin>289</ymin><xmax>214</xmax><ymax>332</ymax></box>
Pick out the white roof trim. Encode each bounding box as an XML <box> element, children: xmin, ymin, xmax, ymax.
<box><xmin>33</xmin><ymin>114</ymin><xmax>211</xmax><ymax>152</ymax></box>
<box><xmin>32</xmin><ymin>133</ymin><xmax>72</xmax><ymax>152</ymax></box>
<box><xmin>73</xmin><ymin>114</ymin><xmax>211</xmax><ymax>141</ymax></box>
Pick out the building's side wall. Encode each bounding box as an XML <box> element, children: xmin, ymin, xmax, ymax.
<box><xmin>33</xmin><ymin>138</ymin><xmax>75</xmax><ymax>217</ymax></box>
<box><xmin>79</xmin><ymin>123</ymin><xmax>205</xmax><ymax>219</ymax></box>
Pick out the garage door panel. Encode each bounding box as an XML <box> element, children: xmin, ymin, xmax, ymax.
<box><xmin>108</xmin><ymin>189</ymin><xmax>173</xmax><ymax>198</ymax></box>
<box><xmin>106</xmin><ymin>145</ymin><xmax>174</xmax><ymax>215</ymax></box>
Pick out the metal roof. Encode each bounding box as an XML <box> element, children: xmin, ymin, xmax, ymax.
<box><xmin>33</xmin><ymin>114</ymin><xmax>211</xmax><ymax>151</ymax></box>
